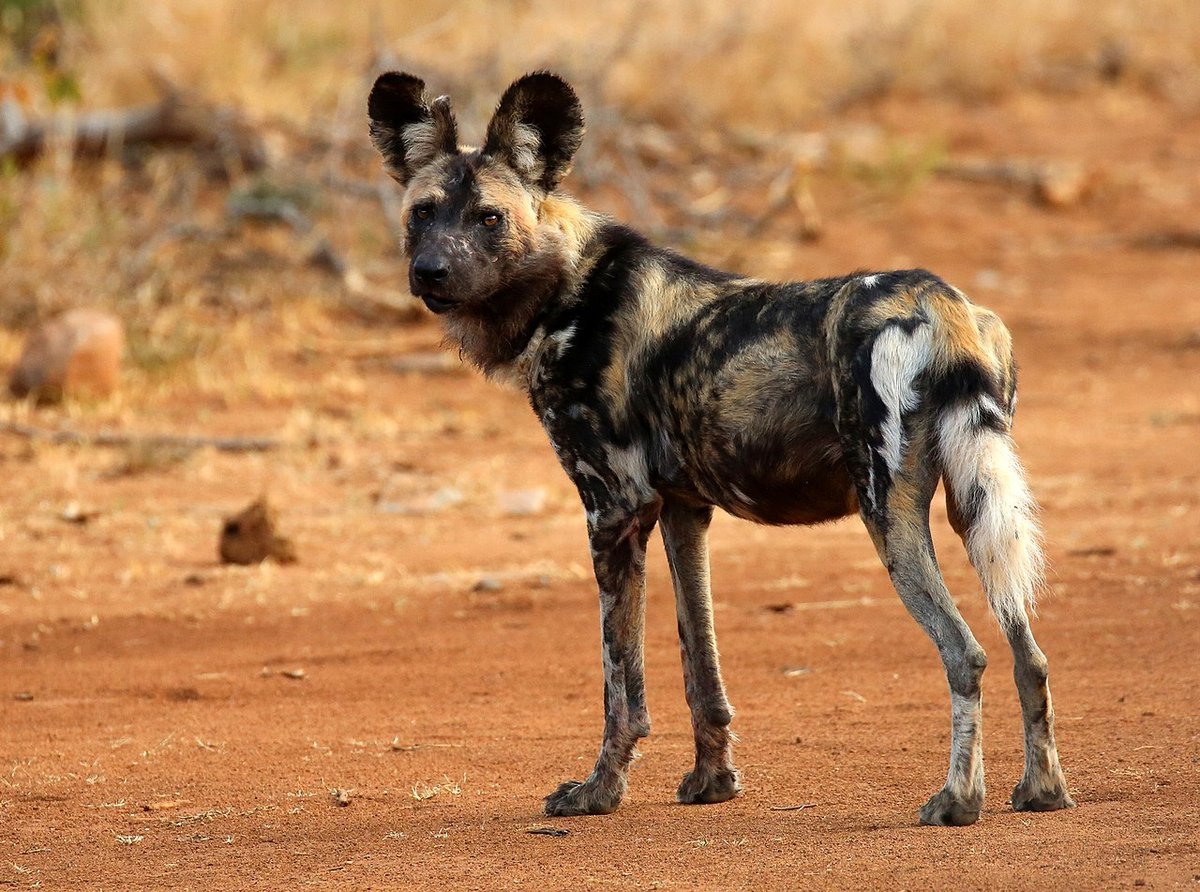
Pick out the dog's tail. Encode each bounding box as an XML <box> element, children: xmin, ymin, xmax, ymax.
<box><xmin>930</xmin><ymin>300</ymin><xmax>1044</xmax><ymax>631</ymax></box>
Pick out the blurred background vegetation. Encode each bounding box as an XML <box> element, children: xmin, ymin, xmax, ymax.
<box><xmin>1</xmin><ymin>0</ymin><xmax>1197</xmax><ymax>406</ymax></box>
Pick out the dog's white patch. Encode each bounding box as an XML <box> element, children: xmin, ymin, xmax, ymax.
<box><xmin>729</xmin><ymin>484</ymin><xmax>754</xmax><ymax>506</ymax></box>
<box><xmin>508</xmin><ymin>122</ymin><xmax>544</xmax><ymax>180</ymax></box>
<box><xmin>860</xmin><ymin>274</ymin><xmax>881</xmax><ymax>288</ymax></box>
<box><xmin>401</xmin><ymin>120</ymin><xmax>441</xmax><ymax>170</ymax></box>
<box><xmin>575</xmin><ymin>460</ymin><xmax>602</xmax><ymax>480</ymax></box>
<box><xmin>946</xmin><ymin>690</ymin><xmax>984</xmax><ymax>796</ymax></box>
<box><xmin>548</xmin><ymin>323</ymin><xmax>577</xmax><ymax>355</ymax></box>
<box><xmin>870</xmin><ymin>323</ymin><xmax>933</xmax><ymax>475</ymax></box>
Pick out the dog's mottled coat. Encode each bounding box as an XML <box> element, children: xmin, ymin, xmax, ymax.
<box><xmin>367</xmin><ymin>71</ymin><xmax>1074</xmax><ymax>825</ymax></box>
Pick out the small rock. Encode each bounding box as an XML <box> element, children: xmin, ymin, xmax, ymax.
<box><xmin>377</xmin><ymin>486</ymin><xmax>464</xmax><ymax>516</ymax></box>
<box><xmin>60</xmin><ymin>502</ymin><xmax>100</xmax><ymax>525</ymax></box>
<box><xmin>280</xmin><ymin>668</ymin><xmax>306</xmax><ymax>680</ymax></box>
<box><xmin>142</xmin><ymin>799</ymin><xmax>189</xmax><ymax>811</ymax></box>
<box><xmin>472</xmin><ymin>577</ymin><xmax>504</xmax><ymax>593</ymax></box>
<box><xmin>782</xmin><ymin>667</ymin><xmax>811</xmax><ymax>678</ymax></box>
<box><xmin>219</xmin><ymin>497</ymin><xmax>297</xmax><ymax>565</ymax></box>
<box><xmin>1035</xmin><ymin>162</ymin><xmax>1090</xmax><ymax>208</ymax></box>
<box><xmin>331</xmin><ymin>788</ymin><xmax>352</xmax><ymax>807</ymax></box>
<box><xmin>973</xmin><ymin>269</ymin><xmax>1002</xmax><ymax>291</ymax></box>
<box><xmin>8</xmin><ymin>309</ymin><xmax>124</xmax><ymax>403</ymax></box>
<box><xmin>497</xmin><ymin>488</ymin><xmax>547</xmax><ymax>517</ymax></box>
<box><xmin>13</xmin><ymin>691</ymin><xmax>34</xmax><ymax>701</ymax></box>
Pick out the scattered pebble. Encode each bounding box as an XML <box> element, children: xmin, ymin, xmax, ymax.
<box><xmin>1036</xmin><ymin>161</ymin><xmax>1091</xmax><ymax>208</ymax></box>
<box><xmin>143</xmin><ymin>799</ymin><xmax>189</xmax><ymax>811</ymax></box>
<box><xmin>973</xmin><ymin>269</ymin><xmax>1002</xmax><ymax>291</ymax></box>
<box><xmin>472</xmin><ymin>577</ymin><xmax>504</xmax><ymax>593</ymax></box>
<box><xmin>280</xmin><ymin>668</ymin><xmax>307</xmax><ymax>680</ymax></box>
<box><xmin>497</xmin><ymin>488</ymin><xmax>547</xmax><ymax>517</ymax></box>
<box><xmin>782</xmin><ymin>667</ymin><xmax>811</xmax><ymax>678</ymax></box>
<box><xmin>377</xmin><ymin>487</ymin><xmax>464</xmax><ymax>516</ymax></box>
<box><xmin>525</xmin><ymin>826</ymin><xmax>569</xmax><ymax>837</ymax></box>
<box><xmin>13</xmin><ymin>692</ymin><xmax>34</xmax><ymax>701</ymax></box>
<box><xmin>60</xmin><ymin>502</ymin><xmax>101</xmax><ymax>525</ymax></box>
<box><xmin>331</xmin><ymin>788</ymin><xmax>352</xmax><ymax>807</ymax></box>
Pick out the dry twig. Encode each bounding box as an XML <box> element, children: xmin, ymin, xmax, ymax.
<box><xmin>0</xmin><ymin>421</ymin><xmax>280</xmax><ymax>453</ymax></box>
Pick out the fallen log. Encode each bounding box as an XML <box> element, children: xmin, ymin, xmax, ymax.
<box><xmin>0</xmin><ymin>78</ymin><xmax>266</xmax><ymax>172</ymax></box>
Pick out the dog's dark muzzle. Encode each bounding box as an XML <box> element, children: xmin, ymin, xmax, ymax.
<box><xmin>419</xmin><ymin>294</ymin><xmax>457</xmax><ymax>314</ymax></box>
<box><xmin>410</xmin><ymin>255</ymin><xmax>458</xmax><ymax>314</ymax></box>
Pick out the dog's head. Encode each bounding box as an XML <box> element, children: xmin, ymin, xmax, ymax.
<box><xmin>367</xmin><ymin>72</ymin><xmax>585</xmax><ymax>316</ymax></box>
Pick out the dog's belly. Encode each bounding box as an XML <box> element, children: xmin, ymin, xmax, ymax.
<box><xmin>713</xmin><ymin>435</ymin><xmax>857</xmax><ymax>525</ymax></box>
<box><xmin>661</xmin><ymin>423</ymin><xmax>858</xmax><ymax>526</ymax></box>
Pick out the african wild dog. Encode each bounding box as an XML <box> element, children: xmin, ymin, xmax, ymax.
<box><xmin>367</xmin><ymin>71</ymin><xmax>1074</xmax><ymax>826</ymax></box>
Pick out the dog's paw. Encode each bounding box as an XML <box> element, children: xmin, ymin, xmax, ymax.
<box><xmin>543</xmin><ymin>779</ymin><xmax>622</xmax><ymax>817</ymax></box>
<box><xmin>676</xmin><ymin>766</ymin><xmax>741</xmax><ymax>805</ymax></box>
<box><xmin>919</xmin><ymin>787</ymin><xmax>983</xmax><ymax>826</ymax></box>
<box><xmin>1012</xmin><ymin>776</ymin><xmax>1075</xmax><ymax>813</ymax></box>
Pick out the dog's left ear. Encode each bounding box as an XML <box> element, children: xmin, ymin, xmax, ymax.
<box><xmin>483</xmin><ymin>72</ymin><xmax>584</xmax><ymax>192</ymax></box>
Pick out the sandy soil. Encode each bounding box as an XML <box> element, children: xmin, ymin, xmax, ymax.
<box><xmin>2</xmin><ymin>91</ymin><xmax>1199</xmax><ymax>890</ymax></box>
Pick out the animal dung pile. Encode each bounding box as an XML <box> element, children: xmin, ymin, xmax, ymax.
<box><xmin>8</xmin><ymin>309</ymin><xmax>124</xmax><ymax>403</ymax></box>
<box><xmin>219</xmin><ymin>497</ymin><xmax>298</xmax><ymax>565</ymax></box>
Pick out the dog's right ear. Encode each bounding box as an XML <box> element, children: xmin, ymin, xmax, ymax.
<box><xmin>368</xmin><ymin>72</ymin><xmax>458</xmax><ymax>185</ymax></box>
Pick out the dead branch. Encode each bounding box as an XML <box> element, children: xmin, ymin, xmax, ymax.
<box><xmin>0</xmin><ymin>79</ymin><xmax>266</xmax><ymax>172</ymax></box>
<box><xmin>936</xmin><ymin>157</ymin><xmax>1093</xmax><ymax>207</ymax></box>
<box><xmin>339</xmin><ymin>269</ymin><xmax>425</xmax><ymax>324</ymax></box>
<box><xmin>0</xmin><ymin>422</ymin><xmax>280</xmax><ymax>453</ymax></box>
<box><xmin>221</xmin><ymin>190</ymin><xmax>424</xmax><ymax>324</ymax></box>
<box><xmin>1129</xmin><ymin>229</ymin><xmax>1200</xmax><ymax>251</ymax></box>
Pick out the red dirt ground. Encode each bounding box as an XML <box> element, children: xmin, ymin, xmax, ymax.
<box><xmin>2</xmin><ymin>91</ymin><xmax>1199</xmax><ymax>890</ymax></box>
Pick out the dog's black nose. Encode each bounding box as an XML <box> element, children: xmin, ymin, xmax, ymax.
<box><xmin>412</xmin><ymin>258</ymin><xmax>450</xmax><ymax>287</ymax></box>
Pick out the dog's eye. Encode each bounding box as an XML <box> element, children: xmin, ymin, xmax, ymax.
<box><xmin>481</xmin><ymin>212</ymin><xmax>501</xmax><ymax>228</ymax></box>
<box><xmin>413</xmin><ymin>205</ymin><xmax>433</xmax><ymax>222</ymax></box>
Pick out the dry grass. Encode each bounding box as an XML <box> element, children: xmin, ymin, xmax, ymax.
<box><xmin>2</xmin><ymin>0</ymin><xmax>1198</xmax><ymax>415</ymax></box>
<box><xmin>7</xmin><ymin>0</ymin><xmax>1198</xmax><ymax>125</ymax></box>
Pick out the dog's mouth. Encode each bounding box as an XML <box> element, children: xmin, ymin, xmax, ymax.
<box><xmin>420</xmin><ymin>294</ymin><xmax>457</xmax><ymax>315</ymax></box>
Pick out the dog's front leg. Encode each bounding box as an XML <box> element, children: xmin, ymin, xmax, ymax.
<box><xmin>544</xmin><ymin>500</ymin><xmax>661</xmax><ymax>816</ymax></box>
<box><xmin>661</xmin><ymin>501</ymin><xmax>741</xmax><ymax>805</ymax></box>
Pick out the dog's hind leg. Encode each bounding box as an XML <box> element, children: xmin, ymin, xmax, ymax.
<box><xmin>858</xmin><ymin>456</ymin><xmax>989</xmax><ymax>826</ymax></box>
<box><xmin>661</xmin><ymin>501</ymin><xmax>740</xmax><ymax>805</ymax></box>
<box><xmin>942</xmin><ymin>408</ymin><xmax>1074</xmax><ymax>814</ymax></box>
<box><xmin>840</xmin><ymin>320</ymin><xmax>988</xmax><ymax>826</ymax></box>
<box><xmin>544</xmin><ymin>498</ymin><xmax>661</xmax><ymax>817</ymax></box>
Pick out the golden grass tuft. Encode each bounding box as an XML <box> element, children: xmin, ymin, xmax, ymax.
<box><xmin>5</xmin><ymin>0</ymin><xmax>1189</xmax><ymax>124</ymax></box>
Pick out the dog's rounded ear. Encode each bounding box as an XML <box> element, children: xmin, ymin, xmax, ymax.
<box><xmin>368</xmin><ymin>72</ymin><xmax>458</xmax><ymax>185</ymax></box>
<box><xmin>483</xmin><ymin>72</ymin><xmax>584</xmax><ymax>192</ymax></box>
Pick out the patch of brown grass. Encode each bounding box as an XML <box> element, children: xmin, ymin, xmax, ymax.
<box><xmin>9</xmin><ymin>0</ymin><xmax>1195</xmax><ymax>128</ymax></box>
<box><xmin>2</xmin><ymin>0</ymin><xmax>1197</xmax><ymax>420</ymax></box>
